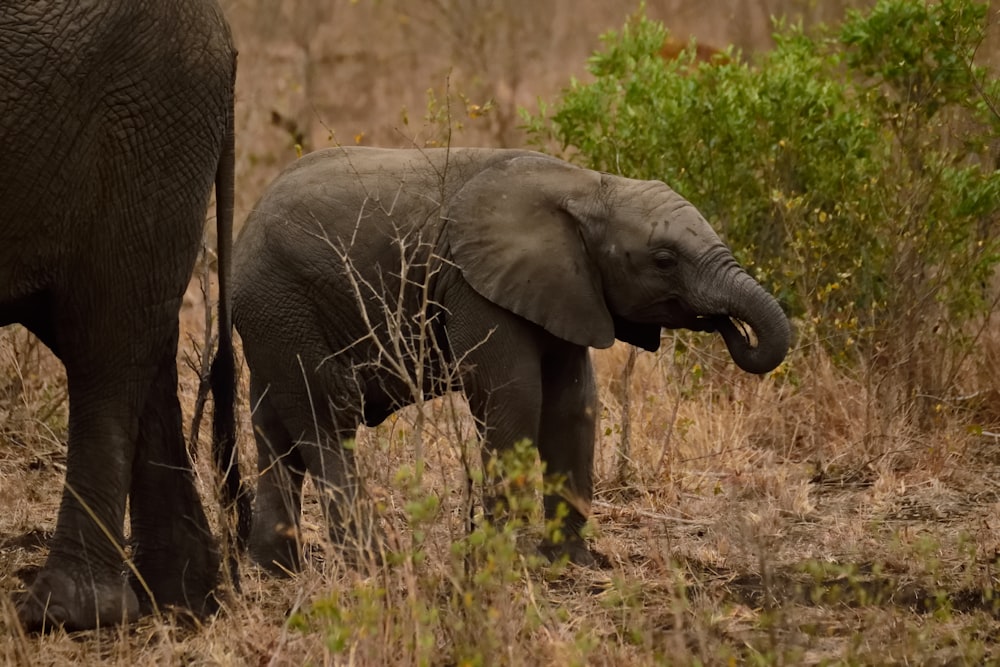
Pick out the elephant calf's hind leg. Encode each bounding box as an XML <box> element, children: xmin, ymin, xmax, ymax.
<box><xmin>248</xmin><ymin>388</ymin><xmax>306</xmax><ymax>575</ymax></box>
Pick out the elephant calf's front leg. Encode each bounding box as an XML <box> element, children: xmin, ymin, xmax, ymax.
<box><xmin>536</xmin><ymin>346</ymin><xmax>602</xmax><ymax>566</ymax></box>
<box><xmin>468</xmin><ymin>355</ymin><xmax>568</xmax><ymax>562</ymax></box>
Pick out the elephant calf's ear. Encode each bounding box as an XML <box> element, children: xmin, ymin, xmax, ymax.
<box><xmin>446</xmin><ymin>156</ymin><xmax>615</xmax><ymax>349</ymax></box>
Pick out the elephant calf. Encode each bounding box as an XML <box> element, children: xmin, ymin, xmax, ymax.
<box><xmin>233</xmin><ymin>147</ymin><xmax>790</xmax><ymax>571</ymax></box>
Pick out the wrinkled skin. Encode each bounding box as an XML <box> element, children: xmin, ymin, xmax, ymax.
<box><xmin>0</xmin><ymin>1</ymin><xmax>239</xmax><ymax>631</ymax></box>
<box><xmin>233</xmin><ymin>147</ymin><xmax>791</xmax><ymax>573</ymax></box>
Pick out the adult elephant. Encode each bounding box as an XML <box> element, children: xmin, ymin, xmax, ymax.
<box><xmin>1</xmin><ymin>2</ymin><xmax>243</xmax><ymax>630</ymax></box>
<box><xmin>233</xmin><ymin>147</ymin><xmax>791</xmax><ymax>572</ymax></box>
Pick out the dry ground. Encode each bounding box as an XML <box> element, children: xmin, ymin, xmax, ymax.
<box><xmin>1</xmin><ymin>286</ymin><xmax>999</xmax><ymax>665</ymax></box>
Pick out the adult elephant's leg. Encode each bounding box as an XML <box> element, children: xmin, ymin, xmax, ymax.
<box><xmin>537</xmin><ymin>346</ymin><xmax>600</xmax><ymax>565</ymax></box>
<box><xmin>248</xmin><ymin>378</ymin><xmax>306</xmax><ymax>575</ymax></box>
<box><xmin>128</xmin><ymin>328</ymin><xmax>219</xmax><ymax>614</ymax></box>
<box><xmin>15</xmin><ymin>310</ymin><xmax>154</xmax><ymax>630</ymax></box>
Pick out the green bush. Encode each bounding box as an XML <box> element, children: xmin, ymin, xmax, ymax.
<box><xmin>523</xmin><ymin>0</ymin><xmax>1000</xmax><ymax>411</ymax></box>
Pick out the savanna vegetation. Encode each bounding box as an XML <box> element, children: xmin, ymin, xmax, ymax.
<box><xmin>2</xmin><ymin>0</ymin><xmax>1000</xmax><ymax>664</ymax></box>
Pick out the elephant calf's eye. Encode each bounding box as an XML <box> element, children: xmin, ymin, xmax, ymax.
<box><xmin>651</xmin><ymin>249</ymin><xmax>678</xmax><ymax>271</ymax></box>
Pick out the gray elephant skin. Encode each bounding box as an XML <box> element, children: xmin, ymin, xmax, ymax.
<box><xmin>233</xmin><ymin>147</ymin><xmax>791</xmax><ymax>571</ymax></box>
<box><xmin>0</xmin><ymin>2</ymin><xmax>243</xmax><ymax>630</ymax></box>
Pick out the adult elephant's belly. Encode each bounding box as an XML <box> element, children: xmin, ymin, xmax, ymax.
<box><xmin>0</xmin><ymin>257</ymin><xmax>55</xmax><ymax>324</ymax></box>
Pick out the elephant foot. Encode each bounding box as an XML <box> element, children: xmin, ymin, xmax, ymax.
<box><xmin>249</xmin><ymin>520</ymin><xmax>302</xmax><ymax>576</ymax></box>
<box><xmin>15</xmin><ymin>566</ymin><xmax>139</xmax><ymax>631</ymax></box>
<box><xmin>538</xmin><ymin>537</ymin><xmax>610</xmax><ymax>569</ymax></box>
<box><xmin>130</xmin><ymin>540</ymin><xmax>221</xmax><ymax>616</ymax></box>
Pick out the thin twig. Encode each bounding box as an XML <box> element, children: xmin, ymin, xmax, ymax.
<box><xmin>591</xmin><ymin>500</ymin><xmax>705</xmax><ymax>525</ymax></box>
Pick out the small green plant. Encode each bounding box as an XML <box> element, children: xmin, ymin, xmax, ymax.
<box><xmin>417</xmin><ymin>83</ymin><xmax>496</xmax><ymax>148</ymax></box>
<box><xmin>444</xmin><ymin>439</ymin><xmax>558</xmax><ymax>664</ymax></box>
<box><xmin>287</xmin><ymin>439</ymin><xmax>586</xmax><ymax>665</ymax></box>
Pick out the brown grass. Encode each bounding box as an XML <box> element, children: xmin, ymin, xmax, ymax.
<box><xmin>2</xmin><ymin>298</ymin><xmax>999</xmax><ymax>664</ymax></box>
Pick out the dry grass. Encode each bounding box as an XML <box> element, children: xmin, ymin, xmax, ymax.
<box><xmin>2</xmin><ymin>292</ymin><xmax>1000</xmax><ymax>665</ymax></box>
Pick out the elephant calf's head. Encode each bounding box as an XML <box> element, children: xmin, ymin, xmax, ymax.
<box><xmin>447</xmin><ymin>154</ymin><xmax>791</xmax><ymax>375</ymax></box>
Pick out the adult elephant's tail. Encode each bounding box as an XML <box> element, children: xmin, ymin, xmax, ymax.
<box><xmin>210</xmin><ymin>59</ymin><xmax>251</xmax><ymax>574</ymax></box>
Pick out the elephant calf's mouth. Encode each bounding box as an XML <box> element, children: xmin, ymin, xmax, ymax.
<box><xmin>636</xmin><ymin>301</ymin><xmax>752</xmax><ymax>341</ymax></box>
<box><xmin>687</xmin><ymin>315</ymin><xmax>721</xmax><ymax>333</ymax></box>
<box><xmin>688</xmin><ymin>315</ymin><xmax>758</xmax><ymax>346</ymax></box>
<box><xmin>665</xmin><ymin>311</ymin><xmax>732</xmax><ymax>335</ymax></box>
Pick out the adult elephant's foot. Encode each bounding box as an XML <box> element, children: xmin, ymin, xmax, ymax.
<box><xmin>130</xmin><ymin>544</ymin><xmax>222</xmax><ymax>617</ymax></box>
<box><xmin>16</xmin><ymin>567</ymin><xmax>139</xmax><ymax>631</ymax></box>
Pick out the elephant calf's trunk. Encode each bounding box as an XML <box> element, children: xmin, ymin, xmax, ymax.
<box><xmin>710</xmin><ymin>276</ymin><xmax>791</xmax><ymax>375</ymax></box>
<box><xmin>714</xmin><ymin>316</ymin><xmax>786</xmax><ymax>374</ymax></box>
